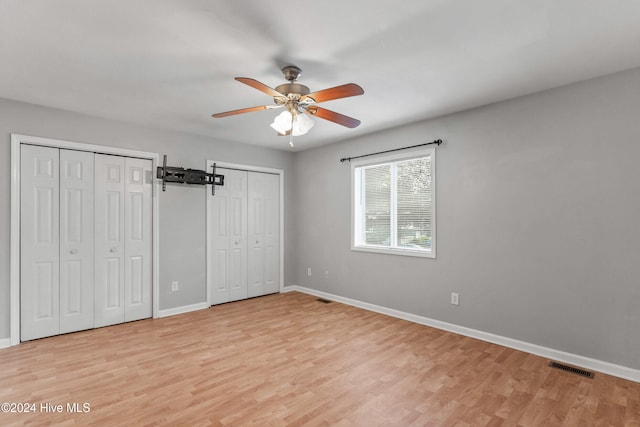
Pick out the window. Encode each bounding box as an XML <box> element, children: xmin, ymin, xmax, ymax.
<box><xmin>352</xmin><ymin>148</ymin><xmax>435</xmax><ymax>258</ymax></box>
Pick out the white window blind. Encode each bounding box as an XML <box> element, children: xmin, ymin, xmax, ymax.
<box><xmin>352</xmin><ymin>148</ymin><xmax>435</xmax><ymax>258</ymax></box>
<box><xmin>396</xmin><ymin>157</ymin><xmax>432</xmax><ymax>250</ymax></box>
<box><xmin>363</xmin><ymin>164</ymin><xmax>391</xmax><ymax>246</ymax></box>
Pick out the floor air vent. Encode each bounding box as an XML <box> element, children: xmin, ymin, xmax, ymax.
<box><xmin>548</xmin><ymin>361</ymin><xmax>594</xmax><ymax>379</ymax></box>
<box><xmin>316</xmin><ymin>298</ymin><xmax>332</xmax><ymax>304</ymax></box>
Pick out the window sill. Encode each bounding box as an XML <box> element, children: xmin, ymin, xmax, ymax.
<box><xmin>351</xmin><ymin>245</ymin><xmax>435</xmax><ymax>259</ymax></box>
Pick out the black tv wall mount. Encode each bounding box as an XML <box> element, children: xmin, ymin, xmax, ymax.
<box><xmin>156</xmin><ymin>155</ymin><xmax>225</xmax><ymax>195</ymax></box>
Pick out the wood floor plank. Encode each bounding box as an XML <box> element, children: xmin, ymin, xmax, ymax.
<box><xmin>1</xmin><ymin>291</ymin><xmax>639</xmax><ymax>426</ymax></box>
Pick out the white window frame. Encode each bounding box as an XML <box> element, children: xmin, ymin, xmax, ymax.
<box><xmin>351</xmin><ymin>147</ymin><xmax>436</xmax><ymax>258</ymax></box>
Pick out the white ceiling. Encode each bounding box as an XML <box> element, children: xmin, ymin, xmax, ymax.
<box><xmin>2</xmin><ymin>0</ymin><xmax>640</xmax><ymax>151</ymax></box>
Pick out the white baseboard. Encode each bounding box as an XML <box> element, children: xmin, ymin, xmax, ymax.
<box><xmin>283</xmin><ymin>285</ymin><xmax>640</xmax><ymax>383</ymax></box>
<box><xmin>157</xmin><ymin>302</ymin><xmax>209</xmax><ymax>318</ymax></box>
<box><xmin>0</xmin><ymin>304</ymin><xmax>210</xmax><ymax>347</ymax></box>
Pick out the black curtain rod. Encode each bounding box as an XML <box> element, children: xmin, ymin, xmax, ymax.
<box><xmin>339</xmin><ymin>139</ymin><xmax>443</xmax><ymax>163</ymax></box>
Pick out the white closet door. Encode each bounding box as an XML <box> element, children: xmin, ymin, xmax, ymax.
<box><xmin>248</xmin><ymin>172</ymin><xmax>279</xmax><ymax>298</ymax></box>
<box><xmin>210</xmin><ymin>171</ymin><xmax>230</xmax><ymax>305</ymax></box>
<box><xmin>59</xmin><ymin>149</ymin><xmax>94</xmax><ymax>334</ymax></box>
<box><xmin>211</xmin><ymin>169</ymin><xmax>247</xmax><ymax>304</ymax></box>
<box><xmin>228</xmin><ymin>170</ymin><xmax>248</xmax><ymax>302</ymax></box>
<box><xmin>20</xmin><ymin>145</ymin><xmax>60</xmax><ymax>341</ymax></box>
<box><xmin>94</xmin><ymin>154</ymin><xmax>126</xmax><ymax>327</ymax></box>
<box><xmin>123</xmin><ymin>157</ymin><xmax>152</xmax><ymax>321</ymax></box>
<box><xmin>247</xmin><ymin>172</ymin><xmax>264</xmax><ymax>298</ymax></box>
<box><xmin>262</xmin><ymin>173</ymin><xmax>280</xmax><ymax>294</ymax></box>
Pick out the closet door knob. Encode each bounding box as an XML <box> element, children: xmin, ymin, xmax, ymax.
<box><xmin>110</xmin><ymin>247</ymin><xmax>117</xmax><ymax>253</ymax></box>
<box><xmin>69</xmin><ymin>249</ymin><xmax>78</xmax><ymax>255</ymax></box>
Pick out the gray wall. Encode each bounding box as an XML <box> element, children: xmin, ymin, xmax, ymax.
<box><xmin>292</xmin><ymin>67</ymin><xmax>640</xmax><ymax>370</ymax></box>
<box><xmin>0</xmin><ymin>98</ymin><xmax>295</xmax><ymax>338</ymax></box>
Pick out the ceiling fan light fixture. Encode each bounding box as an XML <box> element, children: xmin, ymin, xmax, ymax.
<box><xmin>270</xmin><ymin>110</ymin><xmax>315</xmax><ymax>136</ymax></box>
<box><xmin>270</xmin><ymin>110</ymin><xmax>293</xmax><ymax>134</ymax></box>
<box><xmin>292</xmin><ymin>112</ymin><xmax>314</xmax><ymax>136</ymax></box>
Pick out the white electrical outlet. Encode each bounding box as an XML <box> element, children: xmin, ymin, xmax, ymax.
<box><xmin>451</xmin><ymin>292</ymin><xmax>459</xmax><ymax>306</ymax></box>
<box><xmin>307</xmin><ymin>267</ymin><xmax>312</xmax><ymax>276</ymax></box>
<box><xmin>171</xmin><ymin>281</ymin><xmax>179</xmax><ymax>292</ymax></box>
<box><xmin>324</xmin><ymin>270</ymin><xmax>329</xmax><ymax>279</ymax></box>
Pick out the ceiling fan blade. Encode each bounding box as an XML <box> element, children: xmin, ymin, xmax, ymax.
<box><xmin>212</xmin><ymin>105</ymin><xmax>281</xmax><ymax>118</ymax></box>
<box><xmin>301</xmin><ymin>83</ymin><xmax>364</xmax><ymax>103</ymax></box>
<box><xmin>235</xmin><ymin>77</ymin><xmax>285</xmax><ymax>97</ymax></box>
<box><xmin>305</xmin><ymin>106</ymin><xmax>361</xmax><ymax>128</ymax></box>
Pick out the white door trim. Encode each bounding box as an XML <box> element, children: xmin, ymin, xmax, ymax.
<box><xmin>10</xmin><ymin>133</ymin><xmax>161</xmax><ymax>346</ymax></box>
<box><xmin>205</xmin><ymin>161</ymin><xmax>284</xmax><ymax>306</ymax></box>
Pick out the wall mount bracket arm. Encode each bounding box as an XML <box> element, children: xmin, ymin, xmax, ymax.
<box><xmin>157</xmin><ymin>155</ymin><xmax>225</xmax><ymax>195</ymax></box>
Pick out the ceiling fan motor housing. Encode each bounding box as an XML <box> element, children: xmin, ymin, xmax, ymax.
<box><xmin>275</xmin><ymin>83</ymin><xmax>311</xmax><ymax>97</ymax></box>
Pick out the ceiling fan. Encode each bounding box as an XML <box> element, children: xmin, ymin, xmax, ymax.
<box><xmin>212</xmin><ymin>66</ymin><xmax>364</xmax><ymax>146</ymax></box>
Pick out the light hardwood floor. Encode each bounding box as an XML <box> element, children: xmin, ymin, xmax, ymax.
<box><xmin>1</xmin><ymin>291</ymin><xmax>639</xmax><ymax>426</ymax></box>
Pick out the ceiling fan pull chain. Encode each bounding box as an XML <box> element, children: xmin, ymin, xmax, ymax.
<box><xmin>289</xmin><ymin>112</ymin><xmax>295</xmax><ymax>147</ymax></box>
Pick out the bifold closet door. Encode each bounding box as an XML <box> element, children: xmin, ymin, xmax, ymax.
<box><xmin>94</xmin><ymin>155</ymin><xmax>125</xmax><ymax>327</ymax></box>
<box><xmin>21</xmin><ymin>145</ymin><xmax>60</xmax><ymax>341</ymax></box>
<box><xmin>248</xmin><ymin>172</ymin><xmax>280</xmax><ymax>298</ymax></box>
<box><xmin>59</xmin><ymin>149</ymin><xmax>95</xmax><ymax>334</ymax></box>
<box><xmin>21</xmin><ymin>146</ymin><xmax>94</xmax><ymax>341</ymax></box>
<box><xmin>261</xmin><ymin>172</ymin><xmax>280</xmax><ymax>295</ymax></box>
<box><xmin>94</xmin><ymin>154</ymin><xmax>152</xmax><ymax>327</ymax></box>
<box><xmin>123</xmin><ymin>157</ymin><xmax>153</xmax><ymax>322</ymax></box>
<box><xmin>211</xmin><ymin>169</ymin><xmax>248</xmax><ymax>305</ymax></box>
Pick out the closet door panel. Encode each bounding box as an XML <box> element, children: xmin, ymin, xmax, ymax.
<box><xmin>212</xmin><ymin>194</ymin><xmax>230</xmax><ymax>304</ymax></box>
<box><xmin>228</xmin><ymin>170</ymin><xmax>248</xmax><ymax>302</ymax></box>
<box><xmin>211</xmin><ymin>169</ymin><xmax>247</xmax><ymax>304</ymax></box>
<box><xmin>59</xmin><ymin>149</ymin><xmax>94</xmax><ymax>334</ymax></box>
<box><xmin>20</xmin><ymin>145</ymin><xmax>60</xmax><ymax>341</ymax></box>
<box><xmin>124</xmin><ymin>157</ymin><xmax>152</xmax><ymax>322</ymax></box>
<box><xmin>94</xmin><ymin>154</ymin><xmax>125</xmax><ymax>327</ymax></box>
<box><xmin>247</xmin><ymin>172</ymin><xmax>279</xmax><ymax>297</ymax></box>
<box><xmin>211</xmin><ymin>172</ymin><xmax>231</xmax><ymax>305</ymax></box>
<box><xmin>263</xmin><ymin>173</ymin><xmax>280</xmax><ymax>294</ymax></box>
<box><xmin>247</xmin><ymin>173</ymin><xmax>265</xmax><ymax>298</ymax></box>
